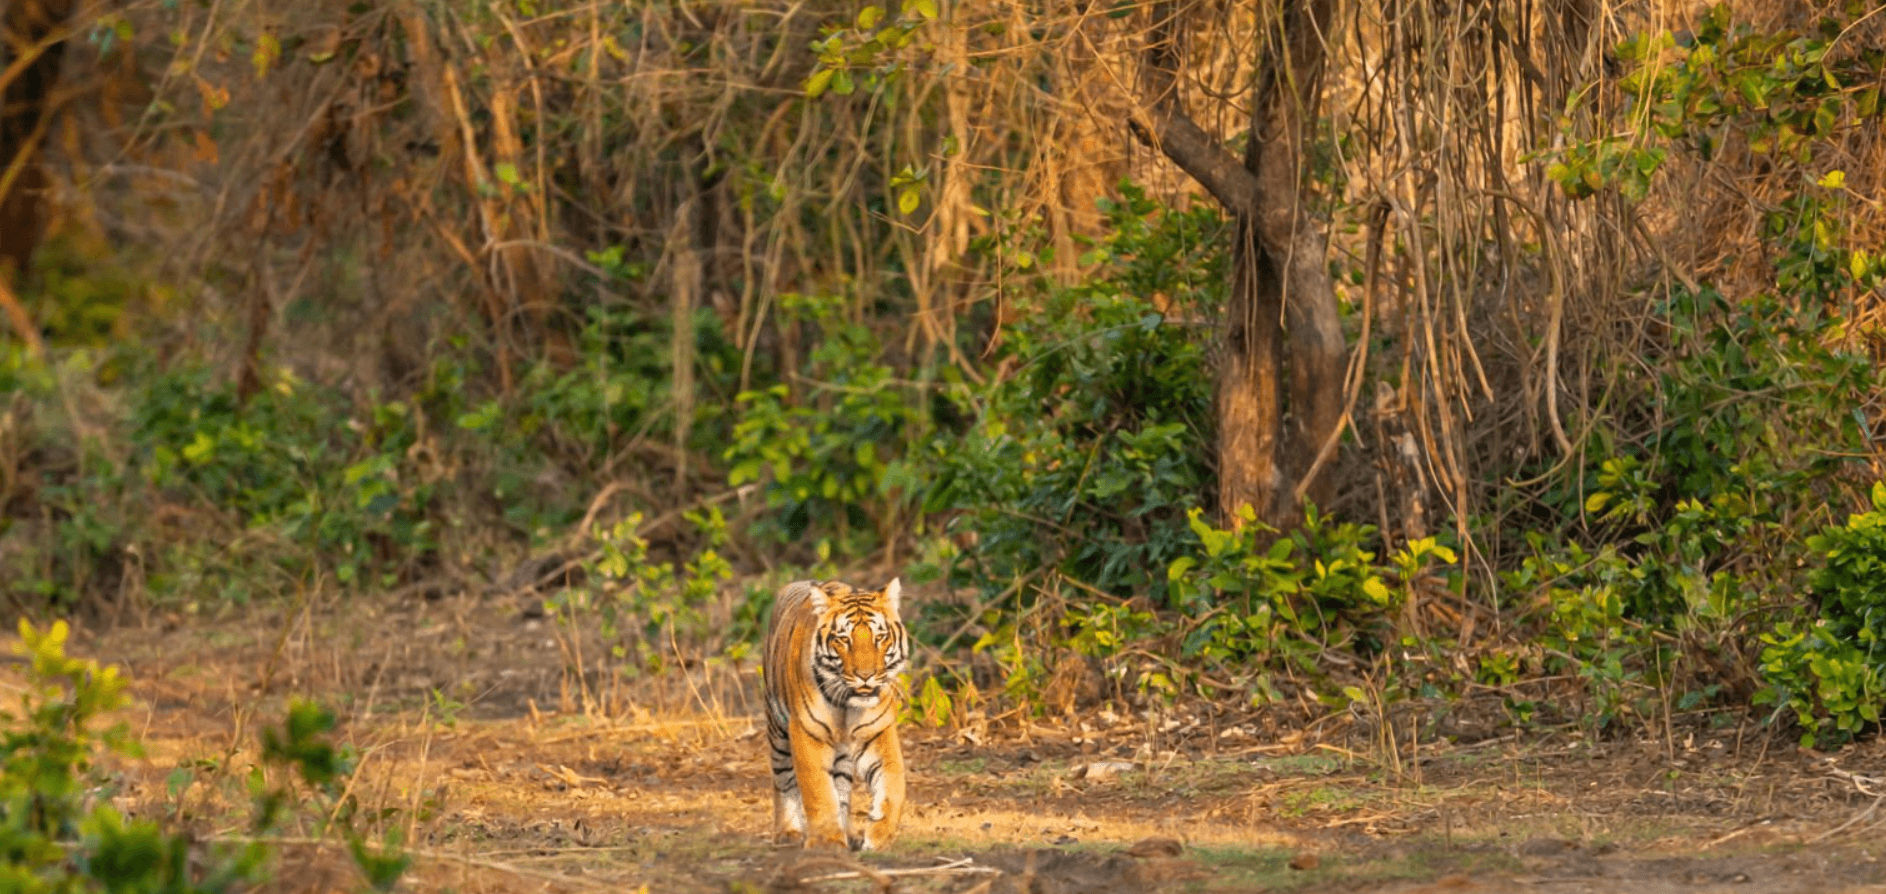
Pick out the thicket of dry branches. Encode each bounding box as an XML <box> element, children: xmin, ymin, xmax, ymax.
<box><xmin>7</xmin><ymin>0</ymin><xmax>1884</xmax><ymax>580</ymax></box>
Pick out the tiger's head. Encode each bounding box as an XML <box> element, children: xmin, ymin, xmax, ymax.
<box><xmin>809</xmin><ymin>578</ymin><xmax>908</xmax><ymax>708</ymax></box>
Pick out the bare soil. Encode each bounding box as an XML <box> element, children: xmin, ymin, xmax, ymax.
<box><xmin>18</xmin><ymin>591</ymin><xmax>1886</xmax><ymax>894</ymax></box>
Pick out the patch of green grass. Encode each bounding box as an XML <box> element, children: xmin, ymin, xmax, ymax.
<box><xmin>936</xmin><ymin>756</ymin><xmax>989</xmax><ymax>775</ymax></box>
<box><xmin>1113</xmin><ymin>757</ymin><xmax>1268</xmax><ymax>798</ymax></box>
<box><xmin>1250</xmin><ymin>752</ymin><xmax>1351</xmax><ymax>775</ymax></box>
<box><xmin>1275</xmin><ymin>784</ymin><xmax>1385</xmax><ymax>818</ymax></box>
<box><xmin>1183</xmin><ymin>847</ymin><xmax>1311</xmax><ymax>892</ymax></box>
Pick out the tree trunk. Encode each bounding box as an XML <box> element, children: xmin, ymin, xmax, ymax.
<box><xmin>1133</xmin><ymin>0</ymin><xmax>1346</xmax><ymax>527</ymax></box>
<box><xmin>1218</xmin><ymin>222</ymin><xmax>1285</xmax><ymax>521</ymax></box>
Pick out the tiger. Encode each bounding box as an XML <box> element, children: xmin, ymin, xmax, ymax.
<box><xmin>761</xmin><ymin>578</ymin><xmax>909</xmax><ymax>851</ymax></box>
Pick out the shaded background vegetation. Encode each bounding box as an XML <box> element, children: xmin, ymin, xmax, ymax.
<box><xmin>3</xmin><ymin>0</ymin><xmax>1885</xmax><ymax>748</ymax></box>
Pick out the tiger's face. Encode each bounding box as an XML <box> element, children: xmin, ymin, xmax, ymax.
<box><xmin>812</xmin><ymin>580</ymin><xmax>907</xmax><ymax>708</ymax></box>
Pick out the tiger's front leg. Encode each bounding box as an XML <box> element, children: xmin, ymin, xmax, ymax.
<box><xmin>789</xmin><ymin>725</ymin><xmax>850</xmax><ymax>850</ymax></box>
<box><xmin>856</xmin><ymin>726</ymin><xmax>906</xmax><ymax>851</ymax></box>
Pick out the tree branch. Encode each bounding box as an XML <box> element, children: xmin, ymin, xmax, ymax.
<box><xmin>1128</xmin><ymin>0</ymin><xmax>1259</xmax><ymax>212</ymax></box>
<box><xmin>0</xmin><ymin>274</ymin><xmax>44</xmax><ymax>360</ymax></box>
<box><xmin>1127</xmin><ymin>113</ymin><xmax>1259</xmax><ymax>212</ymax></box>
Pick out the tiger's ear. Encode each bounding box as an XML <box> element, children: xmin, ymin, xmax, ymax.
<box><xmin>881</xmin><ymin>578</ymin><xmax>902</xmax><ymax>614</ymax></box>
<box><xmin>803</xmin><ymin>582</ymin><xmax>831</xmax><ymax>613</ymax></box>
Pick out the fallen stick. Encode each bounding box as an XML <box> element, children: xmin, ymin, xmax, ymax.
<box><xmin>799</xmin><ymin>856</ymin><xmax>1003</xmax><ymax>884</ymax></box>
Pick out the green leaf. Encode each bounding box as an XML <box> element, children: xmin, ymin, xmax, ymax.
<box><xmin>598</xmin><ymin>543</ymin><xmax>629</xmax><ymax>579</ymax></box>
<box><xmin>182</xmin><ymin>430</ymin><xmax>216</xmax><ymax>463</ymax></box>
<box><xmin>494</xmin><ymin>162</ymin><xmax>521</xmax><ymax>187</ymax></box>
<box><xmin>804</xmin><ymin>67</ymin><xmax>835</xmax><ymax>98</ymax></box>
<box><xmin>1167</xmin><ymin>556</ymin><xmax>1197</xmax><ymax>581</ymax></box>
<box><xmin>1813</xmin><ymin>97</ymin><xmax>1839</xmax><ymax>135</ymax></box>
<box><xmin>856</xmin><ymin>5</ymin><xmax>884</xmax><ymax>29</ymax></box>
<box><xmin>897</xmin><ymin>185</ymin><xmax>921</xmax><ymax>214</ymax></box>
<box><xmin>903</xmin><ymin>0</ymin><xmax>938</xmax><ymax>20</ymax></box>
<box><xmin>1819</xmin><ymin>169</ymin><xmax>1846</xmax><ymax>189</ymax></box>
<box><xmin>252</xmin><ymin>33</ymin><xmax>281</xmax><ymax>79</ymax></box>
<box><xmin>832</xmin><ymin>68</ymin><xmax>855</xmax><ymax>95</ymax></box>
<box><xmin>166</xmin><ymin>766</ymin><xmax>196</xmax><ymax>798</ymax></box>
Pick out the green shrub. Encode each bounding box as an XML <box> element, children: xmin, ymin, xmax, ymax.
<box><xmin>455</xmin><ymin>301</ymin><xmax>741</xmax><ymax>543</ymax></box>
<box><xmin>1504</xmin><ymin>285</ymin><xmax>1878</xmax><ymax>732</ymax></box>
<box><xmin>1545</xmin><ymin>3</ymin><xmax>1886</xmax><ymax>206</ymax></box>
<box><xmin>725</xmin><ymin>292</ymin><xmax>925</xmax><ymax>558</ymax></box>
<box><xmin>549</xmin><ymin>507</ymin><xmax>738</xmax><ymax>680</ymax></box>
<box><xmin>129</xmin><ymin>362</ymin><xmax>440</xmax><ymax>594</ymax></box>
<box><xmin>4</xmin><ymin>295</ymin><xmax>744</xmax><ymax>607</ymax></box>
<box><xmin>1</xmin><ymin>351</ymin><xmax>128</xmax><ymax>606</ymax></box>
<box><xmin>1506</xmin><ymin>1</ymin><xmax>1886</xmax><ymax>734</ymax></box>
<box><xmin>1</xmin><ymin>619</ymin><xmax>269</xmax><ymax>893</ymax></box>
<box><xmin>928</xmin><ymin>183</ymin><xmax>1225</xmax><ymax>598</ymax></box>
<box><xmin>1755</xmin><ymin>482</ymin><xmax>1886</xmax><ymax>746</ymax></box>
<box><xmin>1</xmin><ymin>619</ymin><xmax>411</xmax><ymax>892</ymax></box>
<box><xmin>1164</xmin><ymin>507</ymin><xmax>1455</xmax><ymax>678</ymax></box>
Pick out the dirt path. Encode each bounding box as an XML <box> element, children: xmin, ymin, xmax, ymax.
<box><xmin>27</xmin><ymin>594</ymin><xmax>1886</xmax><ymax>893</ymax></box>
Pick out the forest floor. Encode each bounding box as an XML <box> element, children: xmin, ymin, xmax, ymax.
<box><xmin>20</xmin><ymin>591</ymin><xmax>1886</xmax><ymax>894</ymax></box>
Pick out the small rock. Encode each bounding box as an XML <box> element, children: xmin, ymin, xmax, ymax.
<box><xmin>1125</xmin><ymin>837</ymin><xmax>1185</xmax><ymax>859</ymax></box>
<box><xmin>1071</xmin><ymin>760</ymin><xmax>1139</xmax><ymax>781</ymax></box>
<box><xmin>1517</xmin><ymin>837</ymin><xmax>1578</xmax><ymax>857</ymax></box>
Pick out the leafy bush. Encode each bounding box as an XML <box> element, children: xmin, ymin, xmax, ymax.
<box><xmin>549</xmin><ymin>507</ymin><xmax>738</xmax><ymax>682</ymax></box>
<box><xmin>0</xmin><ymin>619</ymin><xmax>410</xmax><ymax>892</ymax></box>
<box><xmin>1</xmin><ymin>620</ymin><xmax>268</xmax><ymax>893</ymax></box>
<box><xmin>726</xmin><ymin>292</ymin><xmax>926</xmax><ymax>558</ymax></box>
<box><xmin>455</xmin><ymin>301</ymin><xmax>742</xmax><ymax>543</ymax></box>
<box><xmin>1756</xmin><ymin>483</ymin><xmax>1886</xmax><ymax>746</ymax></box>
<box><xmin>1</xmin><ymin>351</ymin><xmax>127</xmax><ymax>605</ymax></box>
<box><xmin>1507</xmin><ymin>1</ymin><xmax>1886</xmax><ymax>736</ymax></box>
<box><xmin>1163</xmin><ymin>507</ymin><xmax>1455</xmax><ymax>681</ymax></box>
<box><xmin>3</xmin><ymin>296</ymin><xmax>741</xmax><ymax>606</ymax></box>
<box><xmin>128</xmin><ymin>362</ymin><xmax>441</xmax><ymax>594</ymax></box>
<box><xmin>929</xmin><ymin>184</ymin><xmax>1225</xmax><ymax>598</ymax></box>
<box><xmin>1508</xmin><ymin>284</ymin><xmax>1880</xmax><ymax>733</ymax></box>
<box><xmin>1545</xmin><ymin>3</ymin><xmax>1886</xmax><ymax>204</ymax></box>
<box><xmin>1008</xmin><ymin>508</ymin><xmax>1459</xmax><ymax>709</ymax></box>
<box><xmin>1574</xmin><ymin>283</ymin><xmax>1875</xmax><ymax>611</ymax></box>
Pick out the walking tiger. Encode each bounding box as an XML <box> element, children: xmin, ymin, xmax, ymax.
<box><xmin>761</xmin><ymin>578</ymin><xmax>908</xmax><ymax>851</ymax></box>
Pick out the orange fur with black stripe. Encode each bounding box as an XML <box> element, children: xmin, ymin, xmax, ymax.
<box><xmin>762</xmin><ymin>578</ymin><xmax>908</xmax><ymax>851</ymax></box>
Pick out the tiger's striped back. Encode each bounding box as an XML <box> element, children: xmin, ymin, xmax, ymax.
<box><xmin>762</xmin><ymin>578</ymin><xmax>908</xmax><ymax>851</ymax></box>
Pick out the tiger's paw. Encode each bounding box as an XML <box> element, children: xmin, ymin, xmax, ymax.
<box><xmin>771</xmin><ymin>820</ymin><xmax>809</xmax><ymax>849</ymax></box>
<box><xmin>804</xmin><ymin>829</ymin><xmax>850</xmax><ymax>852</ymax></box>
<box><xmin>856</xmin><ymin>821</ymin><xmax>898</xmax><ymax>852</ymax></box>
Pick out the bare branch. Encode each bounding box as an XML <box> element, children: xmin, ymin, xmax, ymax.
<box><xmin>1128</xmin><ymin>0</ymin><xmax>1259</xmax><ymax>212</ymax></box>
<box><xmin>1127</xmin><ymin>113</ymin><xmax>1260</xmax><ymax>212</ymax></box>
